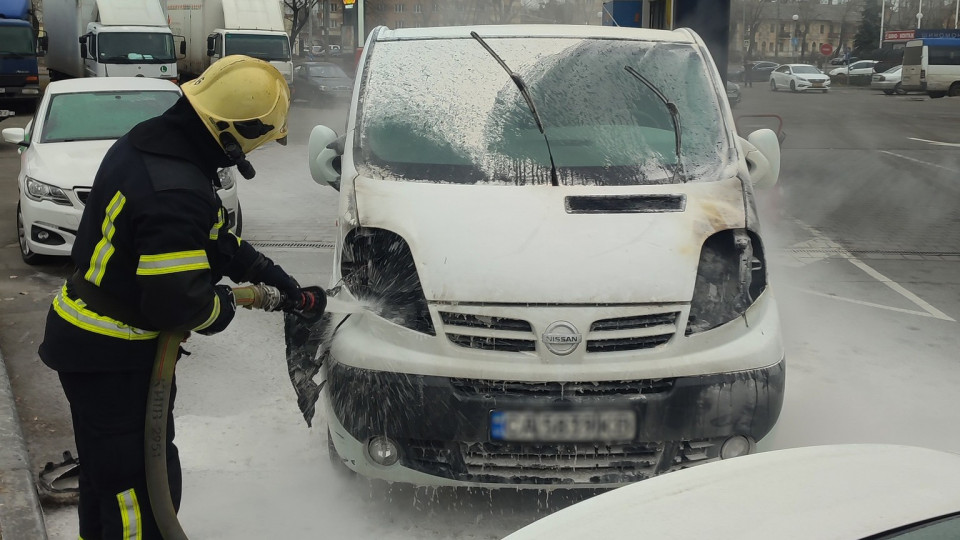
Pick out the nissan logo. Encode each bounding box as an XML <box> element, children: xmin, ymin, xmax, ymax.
<box><xmin>542</xmin><ymin>321</ymin><xmax>582</xmax><ymax>356</ymax></box>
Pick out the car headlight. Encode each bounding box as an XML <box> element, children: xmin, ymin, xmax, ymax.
<box><xmin>341</xmin><ymin>227</ymin><xmax>436</xmax><ymax>335</ymax></box>
<box><xmin>217</xmin><ymin>168</ymin><xmax>236</xmax><ymax>190</ymax></box>
<box><xmin>686</xmin><ymin>229</ymin><xmax>767</xmax><ymax>335</ymax></box>
<box><xmin>25</xmin><ymin>176</ymin><xmax>72</xmax><ymax>206</ymax></box>
<box><xmin>798</xmin><ymin>77</ymin><xmax>808</xmax><ymax>82</ymax></box>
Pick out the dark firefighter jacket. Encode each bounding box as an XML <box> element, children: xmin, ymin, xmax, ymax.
<box><xmin>39</xmin><ymin>97</ymin><xmax>295</xmax><ymax>373</ymax></box>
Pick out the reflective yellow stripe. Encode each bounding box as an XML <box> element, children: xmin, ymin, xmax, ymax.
<box><xmin>136</xmin><ymin>250</ymin><xmax>210</xmax><ymax>276</ymax></box>
<box><xmin>116</xmin><ymin>489</ymin><xmax>142</xmax><ymax>540</ymax></box>
<box><xmin>84</xmin><ymin>191</ymin><xmax>126</xmax><ymax>285</ymax></box>
<box><xmin>230</xmin><ymin>232</ymin><xmax>242</xmax><ymax>246</ymax></box>
<box><xmin>209</xmin><ymin>208</ymin><xmax>225</xmax><ymax>240</ymax></box>
<box><xmin>53</xmin><ymin>285</ymin><xmax>159</xmax><ymax>341</ymax></box>
<box><xmin>193</xmin><ymin>293</ymin><xmax>221</xmax><ymax>331</ymax></box>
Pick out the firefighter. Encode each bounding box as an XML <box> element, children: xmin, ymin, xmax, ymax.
<box><xmin>38</xmin><ymin>56</ymin><xmax>325</xmax><ymax>539</ymax></box>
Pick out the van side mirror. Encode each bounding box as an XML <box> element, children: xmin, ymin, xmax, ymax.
<box><xmin>38</xmin><ymin>33</ymin><xmax>48</xmax><ymax>53</ymax></box>
<box><xmin>308</xmin><ymin>125</ymin><xmax>343</xmax><ymax>190</ymax></box>
<box><xmin>179</xmin><ymin>38</ymin><xmax>187</xmax><ymax>56</ymax></box>
<box><xmin>742</xmin><ymin>129</ymin><xmax>780</xmax><ymax>189</ymax></box>
<box><xmin>206</xmin><ymin>34</ymin><xmax>217</xmax><ymax>57</ymax></box>
<box><xmin>79</xmin><ymin>35</ymin><xmax>88</xmax><ymax>59</ymax></box>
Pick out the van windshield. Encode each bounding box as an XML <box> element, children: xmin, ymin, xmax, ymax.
<box><xmin>225</xmin><ymin>34</ymin><xmax>291</xmax><ymax>62</ymax></box>
<box><xmin>98</xmin><ymin>32</ymin><xmax>176</xmax><ymax>64</ymax></box>
<box><xmin>356</xmin><ymin>37</ymin><xmax>732</xmax><ymax>186</ymax></box>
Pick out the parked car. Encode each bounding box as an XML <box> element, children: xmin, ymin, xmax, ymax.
<box><xmin>503</xmin><ymin>445</ymin><xmax>960</xmax><ymax>540</ymax></box>
<box><xmin>304</xmin><ymin>24</ymin><xmax>785</xmax><ymax>490</ymax></box>
<box><xmin>769</xmin><ymin>63</ymin><xmax>830</xmax><ymax>92</ymax></box>
<box><xmin>726</xmin><ymin>80</ymin><xmax>741</xmax><ymax>107</ymax></box>
<box><xmin>871</xmin><ymin>65</ymin><xmax>906</xmax><ymax>94</ymax></box>
<box><xmin>1</xmin><ymin>77</ymin><xmax>241</xmax><ymax>264</ymax></box>
<box><xmin>829</xmin><ymin>60</ymin><xmax>879</xmax><ymax>83</ymax></box>
<box><xmin>829</xmin><ymin>55</ymin><xmax>859</xmax><ymax>66</ymax></box>
<box><xmin>731</xmin><ymin>60</ymin><xmax>779</xmax><ymax>82</ymax></box>
<box><xmin>294</xmin><ymin>61</ymin><xmax>354</xmax><ymax>102</ymax></box>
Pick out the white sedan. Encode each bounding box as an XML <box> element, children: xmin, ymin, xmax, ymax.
<box><xmin>872</xmin><ymin>65</ymin><xmax>906</xmax><ymax>94</ymax></box>
<box><xmin>1</xmin><ymin>77</ymin><xmax>241</xmax><ymax>264</ymax></box>
<box><xmin>829</xmin><ymin>59</ymin><xmax>880</xmax><ymax>82</ymax></box>
<box><xmin>769</xmin><ymin>63</ymin><xmax>831</xmax><ymax>92</ymax></box>
<box><xmin>505</xmin><ymin>445</ymin><xmax>960</xmax><ymax>540</ymax></box>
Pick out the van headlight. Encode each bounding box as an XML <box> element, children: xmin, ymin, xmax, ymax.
<box><xmin>25</xmin><ymin>177</ymin><xmax>72</xmax><ymax>206</ymax></box>
<box><xmin>686</xmin><ymin>229</ymin><xmax>767</xmax><ymax>335</ymax></box>
<box><xmin>217</xmin><ymin>168</ymin><xmax>236</xmax><ymax>190</ymax></box>
<box><xmin>341</xmin><ymin>227</ymin><xmax>436</xmax><ymax>335</ymax></box>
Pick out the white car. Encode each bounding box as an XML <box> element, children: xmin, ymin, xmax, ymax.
<box><xmin>829</xmin><ymin>60</ymin><xmax>880</xmax><ymax>82</ymax></box>
<box><xmin>769</xmin><ymin>63</ymin><xmax>831</xmax><ymax>92</ymax></box>
<box><xmin>504</xmin><ymin>445</ymin><xmax>960</xmax><ymax>539</ymax></box>
<box><xmin>304</xmin><ymin>24</ymin><xmax>784</xmax><ymax>489</ymax></box>
<box><xmin>872</xmin><ymin>65</ymin><xmax>905</xmax><ymax>94</ymax></box>
<box><xmin>1</xmin><ymin>77</ymin><xmax>241</xmax><ymax>264</ymax></box>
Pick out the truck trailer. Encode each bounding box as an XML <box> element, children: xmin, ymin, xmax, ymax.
<box><xmin>44</xmin><ymin>0</ymin><xmax>179</xmax><ymax>81</ymax></box>
<box><xmin>166</xmin><ymin>0</ymin><xmax>293</xmax><ymax>84</ymax></box>
<box><xmin>0</xmin><ymin>0</ymin><xmax>46</xmax><ymax>108</ymax></box>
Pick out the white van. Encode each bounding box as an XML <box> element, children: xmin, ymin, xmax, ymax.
<box><xmin>302</xmin><ymin>24</ymin><xmax>785</xmax><ymax>489</ymax></box>
<box><xmin>902</xmin><ymin>38</ymin><xmax>960</xmax><ymax>97</ymax></box>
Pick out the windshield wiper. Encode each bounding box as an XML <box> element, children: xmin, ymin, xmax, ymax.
<box><xmin>470</xmin><ymin>31</ymin><xmax>559</xmax><ymax>187</ymax></box>
<box><xmin>623</xmin><ymin>65</ymin><xmax>684</xmax><ymax>181</ymax></box>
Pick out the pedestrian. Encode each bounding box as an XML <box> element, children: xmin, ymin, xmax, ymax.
<box><xmin>743</xmin><ymin>56</ymin><xmax>753</xmax><ymax>87</ymax></box>
<box><xmin>38</xmin><ymin>55</ymin><xmax>326</xmax><ymax>539</ymax></box>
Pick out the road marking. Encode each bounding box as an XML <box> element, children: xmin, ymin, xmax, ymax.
<box><xmin>789</xmin><ymin>287</ymin><xmax>944</xmax><ymax>319</ymax></box>
<box><xmin>791</xmin><ymin>220</ymin><xmax>955</xmax><ymax>322</ymax></box>
<box><xmin>879</xmin><ymin>150</ymin><xmax>960</xmax><ymax>174</ymax></box>
<box><xmin>908</xmin><ymin>137</ymin><xmax>960</xmax><ymax>148</ymax></box>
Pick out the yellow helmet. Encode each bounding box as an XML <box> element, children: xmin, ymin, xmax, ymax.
<box><xmin>183</xmin><ymin>55</ymin><xmax>290</xmax><ymax>155</ymax></box>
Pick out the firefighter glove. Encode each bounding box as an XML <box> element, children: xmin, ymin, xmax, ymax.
<box><xmin>197</xmin><ymin>285</ymin><xmax>238</xmax><ymax>335</ymax></box>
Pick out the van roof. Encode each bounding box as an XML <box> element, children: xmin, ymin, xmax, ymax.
<box><xmin>375</xmin><ymin>24</ymin><xmax>695</xmax><ymax>44</ymax></box>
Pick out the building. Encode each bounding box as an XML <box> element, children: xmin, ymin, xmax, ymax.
<box><xmin>730</xmin><ymin>0</ymin><xmax>861</xmax><ymax>63</ymax></box>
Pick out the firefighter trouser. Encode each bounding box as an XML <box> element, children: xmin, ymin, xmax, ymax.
<box><xmin>58</xmin><ymin>370</ymin><xmax>181</xmax><ymax>540</ymax></box>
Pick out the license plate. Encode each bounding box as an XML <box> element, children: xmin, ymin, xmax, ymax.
<box><xmin>491</xmin><ymin>410</ymin><xmax>636</xmax><ymax>442</ymax></box>
<box><xmin>812</xmin><ymin>83</ymin><xmax>823</xmax><ymax>88</ymax></box>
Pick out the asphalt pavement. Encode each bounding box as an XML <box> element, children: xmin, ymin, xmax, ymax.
<box><xmin>2</xmin><ymin>83</ymin><xmax>959</xmax><ymax>538</ymax></box>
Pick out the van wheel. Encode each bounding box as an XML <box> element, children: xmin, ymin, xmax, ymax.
<box><xmin>948</xmin><ymin>82</ymin><xmax>960</xmax><ymax>97</ymax></box>
<box><xmin>770</xmin><ymin>79</ymin><xmax>777</xmax><ymax>91</ymax></box>
<box><xmin>894</xmin><ymin>82</ymin><xmax>905</xmax><ymax>95</ymax></box>
<box><xmin>929</xmin><ymin>91</ymin><xmax>946</xmax><ymax>99</ymax></box>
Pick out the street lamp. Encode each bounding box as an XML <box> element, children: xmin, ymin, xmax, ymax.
<box><xmin>792</xmin><ymin>14</ymin><xmax>799</xmax><ymax>63</ymax></box>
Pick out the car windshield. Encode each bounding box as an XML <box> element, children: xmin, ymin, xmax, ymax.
<box><xmin>793</xmin><ymin>65</ymin><xmax>820</xmax><ymax>74</ymax></box>
<box><xmin>308</xmin><ymin>64</ymin><xmax>348</xmax><ymax>78</ymax></box>
<box><xmin>357</xmin><ymin>37</ymin><xmax>731</xmax><ymax>186</ymax></box>
<box><xmin>98</xmin><ymin>32</ymin><xmax>176</xmax><ymax>63</ymax></box>
<box><xmin>0</xmin><ymin>26</ymin><xmax>36</xmax><ymax>56</ymax></box>
<box><xmin>225</xmin><ymin>34</ymin><xmax>291</xmax><ymax>61</ymax></box>
<box><xmin>40</xmin><ymin>90</ymin><xmax>180</xmax><ymax>143</ymax></box>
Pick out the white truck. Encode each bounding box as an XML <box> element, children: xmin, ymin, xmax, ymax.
<box><xmin>44</xmin><ymin>0</ymin><xmax>180</xmax><ymax>81</ymax></box>
<box><xmin>166</xmin><ymin>0</ymin><xmax>293</xmax><ymax>84</ymax></box>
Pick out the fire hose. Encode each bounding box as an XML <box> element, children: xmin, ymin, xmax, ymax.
<box><xmin>145</xmin><ymin>284</ymin><xmax>323</xmax><ymax>539</ymax></box>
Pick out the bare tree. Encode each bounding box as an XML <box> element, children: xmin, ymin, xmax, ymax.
<box><xmin>490</xmin><ymin>0</ymin><xmax>524</xmax><ymax>24</ymax></box>
<box><xmin>734</xmin><ymin>0</ymin><xmax>771</xmax><ymax>61</ymax></box>
<box><xmin>793</xmin><ymin>0</ymin><xmax>820</xmax><ymax>62</ymax></box>
<box><xmin>284</xmin><ymin>0</ymin><xmax>322</xmax><ymax>49</ymax></box>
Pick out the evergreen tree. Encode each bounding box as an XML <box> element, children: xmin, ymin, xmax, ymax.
<box><xmin>853</xmin><ymin>0</ymin><xmax>882</xmax><ymax>54</ymax></box>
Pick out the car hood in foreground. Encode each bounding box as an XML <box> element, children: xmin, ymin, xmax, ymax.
<box><xmin>504</xmin><ymin>445</ymin><xmax>960</xmax><ymax>540</ymax></box>
<box><xmin>27</xmin><ymin>140</ymin><xmax>116</xmax><ymax>189</ymax></box>
<box><xmin>353</xmin><ymin>176</ymin><xmax>747</xmax><ymax>304</ymax></box>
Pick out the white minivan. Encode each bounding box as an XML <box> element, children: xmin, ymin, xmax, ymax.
<box><xmin>300</xmin><ymin>24</ymin><xmax>785</xmax><ymax>489</ymax></box>
<box><xmin>901</xmin><ymin>38</ymin><xmax>960</xmax><ymax>98</ymax></box>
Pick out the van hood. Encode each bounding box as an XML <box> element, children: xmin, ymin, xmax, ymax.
<box><xmin>30</xmin><ymin>140</ymin><xmax>116</xmax><ymax>189</ymax></box>
<box><xmin>353</xmin><ymin>176</ymin><xmax>748</xmax><ymax>304</ymax></box>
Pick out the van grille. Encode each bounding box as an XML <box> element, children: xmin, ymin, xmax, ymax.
<box><xmin>462</xmin><ymin>442</ymin><xmax>664</xmax><ymax>484</ymax></box>
<box><xmin>441</xmin><ymin>311</ymin><xmax>537</xmax><ymax>353</ymax></box>
<box><xmin>450</xmin><ymin>378</ymin><xmax>675</xmax><ymax>397</ymax></box>
<box><xmin>587</xmin><ymin>311</ymin><xmax>679</xmax><ymax>353</ymax></box>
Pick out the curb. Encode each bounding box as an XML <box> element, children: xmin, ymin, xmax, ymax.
<box><xmin>0</xmin><ymin>347</ymin><xmax>48</xmax><ymax>539</ymax></box>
